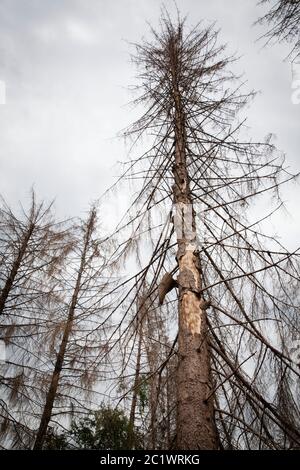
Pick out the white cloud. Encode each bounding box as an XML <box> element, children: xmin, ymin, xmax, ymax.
<box><xmin>0</xmin><ymin>0</ymin><xmax>298</xmax><ymax>236</ymax></box>
<box><xmin>33</xmin><ymin>18</ymin><xmax>97</xmax><ymax>46</ymax></box>
<box><xmin>34</xmin><ymin>24</ymin><xmax>58</xmax><ymax>44</ymax></box>
<box><xmin>64</xmin><ymin>18</ymin><xmax>97</xmax><ymax>45</ymax></box>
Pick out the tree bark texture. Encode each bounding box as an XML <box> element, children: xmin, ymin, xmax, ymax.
<box><xmin>0</xmin><ymin>223</ymin><xmax>34</xmax><ymax>315</ymax></box>
<box><xmin>33</xmin><ymin>215</ymin><xmax>94</xmax><ymax>449</ymax></box>
<box><xmin>169</xmin><ymin>36</ymin><xmax>218</xmax><ymax>450</ymax></box>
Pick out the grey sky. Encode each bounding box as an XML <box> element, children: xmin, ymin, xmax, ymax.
<box><xmin>0</xmin><ymin>0</ymin><xmax>299</xmax><ymax>246</ymax></box>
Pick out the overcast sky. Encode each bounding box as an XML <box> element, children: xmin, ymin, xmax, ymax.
<box><xmin>0</xmin><ymin>0</ymin><xmax>299</xmax><ymax>246</ymax></box>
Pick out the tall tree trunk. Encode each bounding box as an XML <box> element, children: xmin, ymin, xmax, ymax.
<box><xmin>146</xmin><ymin>320</ymin><xmax>159</xmax><ymax>449</ymax></box>
<box><xmin>169</xmin><ymin>37</ymin><xmax>218</xmax><ymax>450</ymax></box>
<box><xmin>33</xmin><ymin>301</ymin><xmax>76</xmax><ymax>449</ymax></box>
<box><xmin>148</xmin><ymin>355</ymin><xmax>159</xmax><ymax>449</ymax></box>
<box><xmin>127</xmin><ymin>306</ymin><xmax>143</xmax><ymax>449</ymax></box>
<box><xmin>0</xmin><ymin>224</ymin><xmax>34</xmax><ymax>315</ymax></box>
<box><xmin>33</xmin><ymin>213</ymin><xmax>94</xmax><ymax>449</ymax></box>
<box><xmin>165</xmin><ymin>362</ymin><xmax>171</xmax><ymax>449</ymax></box>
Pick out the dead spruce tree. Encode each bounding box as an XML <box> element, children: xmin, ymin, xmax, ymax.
<box><xmin>257</xmin><ymin>0</ymin><xmax>300</xmax><ymax>59</ymax></box>
<box><xmin>122</xmin><ymin>287</ymin><xmax>174</xmax><ymax>449</ymax></box>
<box><xmin>142</xmin><ymin>307</ymin><xmax>177</xmax><ymax>450</ymax></box>
<box><xmin>0</xmin><ymin>191</ymin><xmax>71</xmax><ymax>317</ymax></box>
<box><xmin>33</xmin><ymin>206</ymin><xmax>111</xmax><ymax>449</ymax></box>
<box><xmin>126</xmin><ymin>291</ymin><xmax>147</xmax><ymax>449</ymax></box>
<box><xmin>107</xmin><ymin>11</ymin><xmax>300</xmax><ymax>449</ymax></box>
<box><xmin>0</xmin><ymin>192</ymin><xmax>73</xmax><ymax>448</ymax></box>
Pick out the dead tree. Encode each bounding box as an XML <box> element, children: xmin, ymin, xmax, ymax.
<box><xmin>127</xmin><ymin>292</ymin><xmax>147</xmax><ymax>449</ymax></box>
<box><xmin>107</xmin><ymin>10</ymin><xmax>300</xmax><ymax>449</ymax></box>
<box><xmin>0</xmin><ymin>191</ymin><xmax>71</xmax><ymax>317</ymax></box>
<box><xmin>143</xmin><ymin>306</ymin><xmax>174</xmax><ymax>450</ymax></box>
<box><xmin>0</xmin><ymin>191</ymin><xmax>73</xmax><ymax>448</ymax></box>
<box><xmin>257</xmin><ymin>0</ymin><xmax>300</xmax><ymax>59</ymax></box>
<box><xmin>33</xmin><ymin>206</ymin><xmax>110</xmax><ymax>449</ymax></box>
<box><xmin>119</xmin><ymin>285</ymin><xmax>176</xmax><ymax>450</ymax></box>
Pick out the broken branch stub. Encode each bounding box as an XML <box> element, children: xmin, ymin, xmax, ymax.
<box><xmin>158</xmin><ymin>272</ymin><xmax>177</xmax><ymax>305</ymax></box>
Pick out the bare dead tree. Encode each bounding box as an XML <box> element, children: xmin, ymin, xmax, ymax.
<box><xmin>0</xmin><ymin>191</ymin><xmax>73</xmax><ymax>448</ymax></box>
<box><xmin>143</xmin><ymin>309</ymin><xmax>177</xmax><ymax>450</ymax></box>
<box><xmin>257</xmin><ymin>0</ymin><xmax>300</xmax><ymax>59</ymax></box>
<box><xmin>104</xmin><ymin>10</ymin><xmax>300</xmax><ymax>449</ymax></box>
<box><xmin>126</xmin><ymin>291</ymin><xmax>146</xmax><ymax>449</ymax></box>
<box><xmin>0</xmin><ymin>191</ymin><xmax>71</xmax><ymax>317</ymax></box>
<box><xmin>33</xmin><ymin>206</ymin><xmax>112</xmax><ymax>449</ymax></box>
<box><xmin>118</xmin><ymin>284</ymin><xmax>176</xmax><ymax>450</ymax></box>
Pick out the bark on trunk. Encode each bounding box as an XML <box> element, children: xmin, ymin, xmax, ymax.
<box><xmin>33</xmin><ymin>216</ymin><xmax>94</xmax><ymax>449</ymax></box>
<box><xmin>169</xmin><ymin>36</ymin><xmax>218</xmax><ymax>450</ymax></box>
<box><xmin>127</xmin><ymin>308</ymin><xmax>143</xmax><ymax>449</ymax></box>
<box><xmin>0</xmin><ymin>224</ymin><xmax>34</xmax><ymax>315</ymax></box>
<box><xmin>33</xmin><ymin>301</ymin><xmax>76</xmax><ymax>449</ymax></box>
<box><xmin>147</xmin><ymin>342</ymin><xmax>159</xmax><ymax>449</ymax></box>
<box><xmin>166</xmin><ymin>365</ymin><xmax>171</xmax><ymax>449</ymax></box>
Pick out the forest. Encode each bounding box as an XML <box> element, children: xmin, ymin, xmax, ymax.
<box><xmin>0</xmin><ymin>0</ymin><xmax>300</xmax><ymax>451</ymax></box>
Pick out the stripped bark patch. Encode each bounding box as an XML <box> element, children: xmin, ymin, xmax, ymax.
<box><xmin>181</xmin><ymin>292</ymin><xmax>201</xmax><ymax>335</ymax></box>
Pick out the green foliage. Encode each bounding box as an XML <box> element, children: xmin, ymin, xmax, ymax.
<box><xmin>43</xmin><ymin>428</ymin><xmax>70</xmax><ymax>450</ymax></box>
<box><xmin>45</xmin><ymin>404</ymin><xmax>143</xmax><ymax>450</ymax></box>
